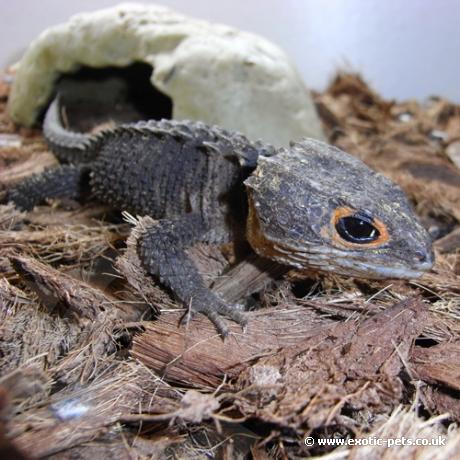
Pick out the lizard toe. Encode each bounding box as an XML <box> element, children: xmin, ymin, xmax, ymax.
<box><xmin>217</xmin><ymin>305</ymin><xmax>248</xmax><ymax>328</ymax></box>
<box><xmin>185</xmin><ymin>300</ymin><xmax>247</xmax><ymax>337</ymax></box>
<box><xmin>179</xmin><ymin>302</ymin><xmax>230</xmax><ymax>338</ymax></box>
<box><xmin>199</xmin><ymin>308</ymin><xmax>230</xmax><ymax>338</ymax></box>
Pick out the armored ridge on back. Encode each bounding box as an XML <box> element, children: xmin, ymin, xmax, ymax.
<box><xmin>6</xmin><ymin>97</ymin><xmax>434</xmax><ymax>336</ymax></box>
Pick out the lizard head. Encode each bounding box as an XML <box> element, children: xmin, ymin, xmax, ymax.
<box><xmin>244</xmin><ymin>139</ymin><xmax>434</xmax><ymax>279</ymax></box>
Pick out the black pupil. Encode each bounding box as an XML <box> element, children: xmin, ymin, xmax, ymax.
<box><xmin>336</xmin><ymin>215</ymin><xmax>380</xmax><ymax>244</ymax></box>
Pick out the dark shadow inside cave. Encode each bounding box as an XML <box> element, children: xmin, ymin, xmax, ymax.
<box><xmin>43</xmin><ymin>62</ymin><xmax>173</xmax><ymax>132</ymax></box>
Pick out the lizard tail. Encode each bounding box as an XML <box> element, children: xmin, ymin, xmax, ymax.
<box><xmin>43</xmin><ymin>97</ymin><xmax>100</xmax><ymax>164</ymax></box>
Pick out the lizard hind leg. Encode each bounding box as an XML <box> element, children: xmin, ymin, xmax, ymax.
<box><xmin>6</xmin><ymin>164</ymin><xmax>90</xmax><ymax>211</ymax></box>
<box><xmin>137</xmin><ymin>213</ymin><xmax>247</xmax><ymax>337</ymax></box>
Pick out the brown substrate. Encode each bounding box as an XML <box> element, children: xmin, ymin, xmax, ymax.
<box><xmin>1</xmin><ymin>70</ymin><xmax>460</xmax><ymax>459</ymax></box>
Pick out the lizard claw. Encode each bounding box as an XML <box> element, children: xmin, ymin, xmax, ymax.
<box><xmin>180</xmin><ymin>300</ymin><xmax>248</xmax><ymax>338</ymax></box>
<box><xmin>203</xmin><ymin>309</ymin><xmax>231</xmax><ymax>338</ymax></box>
<box><xmin>216</xmin><ymin>304</ymin><xmax>248</xmax><ymax>328</ymax></box>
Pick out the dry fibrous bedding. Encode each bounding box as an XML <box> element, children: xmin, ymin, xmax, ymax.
<box><xmin>0</xmin><ymin>70</ymin><xmax>460</xmax><ymax>460</ymax></box>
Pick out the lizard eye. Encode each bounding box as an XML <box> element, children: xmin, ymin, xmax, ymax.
<box><xmin>336</xmin><ymin>215</ymin><xmax>379</xmax><ymax>243</ymax></box>
<box><xmin>332</xmin><ymin>207</ymin><xmax>389</xmax><ymax>247</ymax></box>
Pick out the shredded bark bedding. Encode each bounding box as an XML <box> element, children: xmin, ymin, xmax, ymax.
<box><xmin>1</xmin><ymin>70</ymin><xmax>460</xmax><ymax>459</ymax></box>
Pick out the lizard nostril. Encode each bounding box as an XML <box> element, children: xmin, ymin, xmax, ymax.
<box><xmin>414</xmin><ymin>249</ymin><xmax>430</xmax><ymax>264</ymax></box>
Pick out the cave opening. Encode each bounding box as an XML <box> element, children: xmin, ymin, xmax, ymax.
<box><xmin>49</xmin><ymin>62</ymin><xmax>173</xmax><ymax>132</ymax></box>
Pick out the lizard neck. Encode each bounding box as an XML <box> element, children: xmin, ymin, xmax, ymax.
<box><xmin>246</xmin><ymin>190</ymin><xmax>285</xmax><ymax>262</ymax></box>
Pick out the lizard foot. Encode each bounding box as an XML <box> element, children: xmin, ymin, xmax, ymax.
<box><xmin>181</xmin><ymin>301</ymin><xmax>248</xmax><ymax>338</ymax></box>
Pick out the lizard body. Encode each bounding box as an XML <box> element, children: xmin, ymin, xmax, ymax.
<box><xmin>6</xmin><ymin>98</ymin><xmax>434</xmax><ymax>335</ymax></box>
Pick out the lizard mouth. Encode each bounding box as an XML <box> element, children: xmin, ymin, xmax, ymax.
<box><xmin>320</xmin><ymin>256</ymin><xmax>432</xmax><ymax>279</ymax></box>
<box><xmin>271</xmin><ymin>242</ymin><xmax>433</xmax><ymax>279</ymax></box>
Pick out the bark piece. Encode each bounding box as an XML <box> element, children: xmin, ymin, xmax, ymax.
<box><xmin>411</xmin><ymin>342</ymin><xmax>460</xmax><ymax>391</ymax></box>
<box><xmin>0</xmin><ymin>277</ymin><xmax>72</xmax><ymax>374</ymax></box>
<box><xmin>10</xmin><ymin>363</ymin><xmax>159</xmax><ymax>459</ymax></box>
<box><xmin>1</xmin><ymin>222</ymin><xmax>120</xmax><ymax>265</ymax></box>
<box><xmin>133</xmin><ymin>298</ymin><xmax>429</xmax><ymax>431</ymax></box>
<box><xmin>435</xmin><ymin>226</ymin><xmax>460</xmax><ymax>253</ymax></box>
<box><xmin>10</xmin><ymin>255</ymin><xmax>149</xmax><ymax>384</ymax></box>
<box><xmin>131</xmin><ymin>304</ymin><xmax>337</xmax><ymax>388</ymax></box>
<box><xmin>232</xmin><ymin>298</ymin><xmax>429</xmax><ymax>429</ymax></box>
<box><xmin>411</xmin><ymin>342</ymin><xmax>460</xmax><ymax>420</ymax></box>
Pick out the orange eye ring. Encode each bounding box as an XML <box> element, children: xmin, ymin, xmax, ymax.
<box><xmin>331</xmin><ymin>206</ymin><xmax>390</xmax><ymax>249</ymax></box>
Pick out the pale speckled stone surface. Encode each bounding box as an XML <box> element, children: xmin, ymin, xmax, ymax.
<box><xmin>7</xmin><ymin>3</ymin><xmax>325</xmax><ymax>146</ymax></box>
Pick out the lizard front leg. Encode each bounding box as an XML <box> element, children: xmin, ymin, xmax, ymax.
<box><xmin>6</xmin><ymin>164</ymin><xmax>90</xmax><ymax>211</ymax></box>
<box><xmin>137</xmin><ymin>213</ymin><xmax>247</xmax><ymax>337</ymax></box>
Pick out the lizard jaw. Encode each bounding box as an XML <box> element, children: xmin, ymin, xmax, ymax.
<box><xmin>320</xmin><ymin>256</ymin><xmax>433</xmax><ymax>280</ymax></box>
<box><xmin>270</xmin><ymin>242</ymin><xmax>432</xmax><ymax>280</ymax></box>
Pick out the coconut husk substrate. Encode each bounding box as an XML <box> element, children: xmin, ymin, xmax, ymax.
<box><xmin>1</xmin><ymin>70</ymin><xmax>460</xmax><ymax>460</ymax></box>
